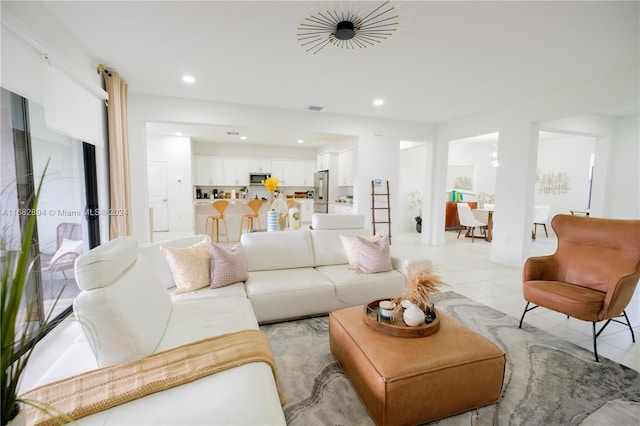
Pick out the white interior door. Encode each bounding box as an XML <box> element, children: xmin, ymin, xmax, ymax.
<box><xmin>148</xmin><ymin>161</ymin><xmax>169</xmax><ymax>232</ymax></box>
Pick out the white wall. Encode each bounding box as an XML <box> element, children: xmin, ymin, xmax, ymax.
<box><xmin>604</xmin><ymin>114</ymin><xmax>640</xmax><ymax>219</ymax></box>
<box><xmin>535</xmin><ymin>134</ymin><xmax>595</xmax><ymax>226</ymax></box>
<box><xmin>399</xmin><ymin>144</ymin><xmax>427</xmax><ymax>232</ymax></box>
<box><xmin>192</xmin><ymin>141</ymin><xmax>318</xmax><ymax>160</ymax></box>
<box><xmin>146</xmin><ymin>134</ymin><xmax>194</xmax><ymax>233</ymax></box>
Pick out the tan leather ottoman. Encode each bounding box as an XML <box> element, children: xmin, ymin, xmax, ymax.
<box><xmin>329</xmin><ymin>305</ymin><xmax>505</xmax><ymax>426</ymax></box>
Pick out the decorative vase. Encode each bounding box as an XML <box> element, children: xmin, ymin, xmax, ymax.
<box><xmin>403</xmin><ymin>304</ymin><xmax>425</xmax><ymax>327</ymax></box>
<box><xmin>269</xmin><ymin>191</ymin><xmax>274</xmax><ymax>203</ymax></box>
<box><xmin>267</xmin><ymin>210</ymin><xmax>279</xmax><ymax>232</ymax></box>
<box><xmin>289</xmin><ymin>208</ymin><xmax>300</xmax><ymax>230</ymax></box>
<box><xmin>416</xmin><ymin>223</ymin><xmax>421</xmax><ymax>233</ymax></box>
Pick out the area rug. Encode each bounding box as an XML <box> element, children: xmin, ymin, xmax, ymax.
<box><xmin>260</xmin><ymin>291</ymin><xmax>640</xmax><ymax>425</ymax></box>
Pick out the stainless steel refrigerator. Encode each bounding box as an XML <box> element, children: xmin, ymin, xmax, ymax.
<box><xmin>313</xmin><ymin>170</ymin><xmax>329</xmax><ymax>213</ymax></box>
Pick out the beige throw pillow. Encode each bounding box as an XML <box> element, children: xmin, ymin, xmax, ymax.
<box><xmin>209</xmin><ymin>242</ymin><xmax>249</xmax><ymax>288</ymax></box>
<box><xmin>355</xmin><ymin>235</ymin><xmax>392</xmax><ymax>274</ymax></box>
<box><xmin>340</xmin><ymin>234</ymin><xmax>382</xmax><ymax>269</ymax></box>
<box><xmin>160</xmin><ymin>238</ymin><xmax>210</xmax><ymax>294</ymax></box>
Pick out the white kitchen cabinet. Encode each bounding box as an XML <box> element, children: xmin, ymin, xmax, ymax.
<box><xmin>195</xmin><ymin>156</ymin><xmax>224</xmax><ymax>185</ymax></box>
<box><xmin>317</xmin><ymin>152</ymin><xmax>331</xmax><ymax>171</ymax></box>
<box><xmin>195</xmin><ymin>156</ymin><xmax>213</xmax><ymax>185</ymax></box>
<box><xmin>223</xmin><ymin>158</ymin><xmax>249</xmax><ymax>186</ymax></box>
<box><xmin>293</xmin><ymin>160</ymin><xmax>316</xmax><ymax>186</ymax></box>
<box><xmin>337</xmin><ymin>150</ymin><xmax>354</xmax><ymax>186</ymax></box>
<box><xmin>249</xmin><ymin>159</ymin><xmax>271</xmax><ymax>173</ymax></box>
<box><xmin>303</xmin><ymin>161</ymin><xmax>316</xmax><ymax>186</ymax></box>
<box><xmin>271</xmin><ymin>160</ymin><xmax>295</xmax><ymax>186</ymax></box>
<box><xmin>329</xmin><ymin>203</ymin><xmax>353</xmax><ymax>214</ymax></box>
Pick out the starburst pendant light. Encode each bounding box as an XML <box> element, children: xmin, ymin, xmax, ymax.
<box><xmin>297</xmin><ymin>1</ymin><xmax>399</xmax><ymax>54</ymax></box>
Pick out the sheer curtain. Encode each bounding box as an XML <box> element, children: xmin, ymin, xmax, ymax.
<box><xmin>102</xmin><ymin>70</ymin><xmax>132</xmax><ymax>238</ymax></box>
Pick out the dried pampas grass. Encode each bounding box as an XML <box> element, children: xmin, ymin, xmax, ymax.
<box><xmin>392</xmin><ymin>265</ymin><xmax>449</xmax><ymax>313</ymax></box>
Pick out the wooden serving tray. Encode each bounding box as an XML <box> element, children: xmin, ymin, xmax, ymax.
<box><xmin>363</xmin><ymin>299</ymin><xmax>440</xmax><ymax>338</ymax></box>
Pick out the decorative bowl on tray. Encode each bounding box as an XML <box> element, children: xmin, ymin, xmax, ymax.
<box><xmin>363</xmin><ymin>299</ymin><xmax>440</xmax><ymax>338</ymax></box>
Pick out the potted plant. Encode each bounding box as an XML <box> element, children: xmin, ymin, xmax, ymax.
<box><xmin>409</xmin><ymin>191</ymin><xmax>423</xmax><ymax>233</ymax></box>
<box><xmin>2</xmin><ymin>165</ymin><xmax>70</xmax><ymax>425</ymax></box>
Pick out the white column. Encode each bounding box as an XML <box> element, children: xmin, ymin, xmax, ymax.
<box><xmin>489</xmin><ymin>121</ymin><xmax>539</xmax><ymax>267</ymax></box>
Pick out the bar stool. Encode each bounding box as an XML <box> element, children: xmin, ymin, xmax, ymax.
<box><xmin>204</xmin><ymin>200</ymin><xmax>229</xmax><ymax>244</ymax></box>
<box><xmin>239</xmin><ymin>199</ymin><xmax>263</xmax><ymax>239</ymax></box>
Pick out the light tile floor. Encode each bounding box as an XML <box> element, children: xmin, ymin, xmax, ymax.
<box><xmin>391</xmin><ymin>230</ymin><xmax>640</xmax><ymax>372</ymax></box>
<box><xmin>153</xmin><ymin>228</ymin><xmax>640</xmax><ymax>371</ymax></box>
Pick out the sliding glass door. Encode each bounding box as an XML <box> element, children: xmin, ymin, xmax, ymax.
<box><xmin>1</xmin><ymin>88</ymin><xmax>98</xmax><ymax>337</ymax></box>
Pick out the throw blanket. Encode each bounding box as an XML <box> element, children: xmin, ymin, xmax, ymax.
<box><xmin>20</xmin><ymin>329</ymin><xmax>284</xmax><ymax>426</ymax></box>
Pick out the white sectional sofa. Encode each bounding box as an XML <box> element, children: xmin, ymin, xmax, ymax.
<box><xmin>23</xmin><ymin>214</ymin><xmax>429</xmax><ymax>424</ymax></box>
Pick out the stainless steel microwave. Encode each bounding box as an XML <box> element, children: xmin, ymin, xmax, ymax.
<box><xmin>249</xmin><ymin>173</ymin><xmax>271</xmax><ymax>185</ymax></box>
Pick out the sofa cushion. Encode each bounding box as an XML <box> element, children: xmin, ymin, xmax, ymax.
<box><xmin>155</xmin><ymin>297</ymin><xmax>259</xmax><ymax>352</ymax></box>
<box><xmin>209</xmin><ymin>242</ymin><xmax>248</xmax><ymax>288</ymax></box>
<box><xmin>241</xmin><ymin>230</ymin><xmax>315</xmax><ymax>272</ymax></box>
<box><xmin>316</xmin><ymin>265</ymin><xmax>406</xmax><ymax>307</ymax></box>
<box><xmin>74</xmin><ymin>236</ymin><xmax>138</xmax><ymax>291</ymax></box>
<box><xmin>311</xmin><ymin>213</ymin><xmax>365</xmax><ymax>229</ymax></box>
<box><xmin>311</xmin><ymin>228</ymin><xmax>368</xmax><ymax>266</ymax></box>
<box><xmin>245</xmin><ymin>268</ymin><xmax>339</xmax><ymax>322</ymax></box>
<box><xmin>161</xmin><ymin>238</ymin><xmax>210</xmax><ymax>294</ymax></box>
<box><xmin>74</xmin><ymin>237</ymin><xmax>172</xmax><ymax>367</ymax></box>
<box><xmin>139</xmin><ymin>235</ymin><xmax>210</xmax><ymax>289</ymax></box>
<box><xmin>170</xmin><ymin>282</ymin><xmax>247</xmax><ymax>303</ymax></box>
<box><xmin>356</xmin><ymin>235</ymin><xmax>393</xmax><ymax>274</ymax></box>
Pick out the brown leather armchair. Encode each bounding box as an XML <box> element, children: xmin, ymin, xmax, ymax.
<box><xmin>519</xmin><ymin>214</ymin><xmax>640</xmax><ymax>362</ymax></box>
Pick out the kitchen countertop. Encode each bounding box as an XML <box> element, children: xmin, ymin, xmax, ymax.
<box><xmin>195</xmin><ymin>198</ymin><xmax>314</xmax><ymax>206</ymax></box>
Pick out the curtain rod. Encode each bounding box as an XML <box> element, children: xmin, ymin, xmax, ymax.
<box><xmin>1</xmin><ymin>16</ymin><xmax>109</xmax><ymax>101</ymax></box>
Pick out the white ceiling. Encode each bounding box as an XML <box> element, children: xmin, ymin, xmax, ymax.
<box><xmin>35</xmin><ymin>1</ymin><xmax>639</xmax><ymax>146</ymax></box>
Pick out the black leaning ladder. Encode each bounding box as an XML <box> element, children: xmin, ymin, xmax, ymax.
<box><xmin>371</xmin><ymin>180</ymin><xmax>392</xmax><ymax>244</ymax></box>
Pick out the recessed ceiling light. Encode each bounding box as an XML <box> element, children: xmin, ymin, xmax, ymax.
<box><xmin>240</xmin><ymin>136</ymin><xmax>247</xmax><ymax>140</ymax></box>
<box><xmin>373</xmin><ymin>99</ymin><xmax>384</xmax><ymax>106</ymax></box>
<box><xmin>175</xmin><ymin>132</ymin><xmax>182</xmax><ymax>136</ymax></box>
<box><xmin>297</xmin><ymin>139</ymin><xmax>304</xmax><ymax>144</ymax></box>
<box><xmin>182</xmin><ymin>75</ymin><xmax>195</xmax><ymax>83</ymax></box>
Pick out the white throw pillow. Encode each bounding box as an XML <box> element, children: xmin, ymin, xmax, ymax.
<box><xmin>160</xmin><ymin>238</ymin><xmax>210</xmax><ymax>294</ymax></box>
<box><xmin>340</xmin><ymin>234</ymin><xmax>381</xmax><ymax>269</ymax></box>
<box><xmin>209</xmin><ymin>242</ymin><xmax>249</xmax><ymax>288</ymax></box>
<box><xmin>355</xmin><ymin>235</ymin><xmax>392</xmax><ymax>274</ymax></box>
<box><xmin>50</xmin><ymin>238</ymin><xmax>83</xmax><ymax>264</ymax></box>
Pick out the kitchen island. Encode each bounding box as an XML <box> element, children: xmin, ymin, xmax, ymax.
<box><xmin>194</xmin><ymin>198</ymin><xmax>313</xmax><ymax>242</ymax></box>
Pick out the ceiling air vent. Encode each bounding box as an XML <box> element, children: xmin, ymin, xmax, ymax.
<box><xmin>307</xmin><ymin>105</ymin><xmax>324</xmax><ymax>112</ymax></box>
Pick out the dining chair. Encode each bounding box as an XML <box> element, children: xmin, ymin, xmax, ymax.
<box><xmin>456</xmin><ymin>203</ymin><xmax>488</xmax><ymax>242</ymax></box>
<box><xmin>40</xmin><ymin>222</ymin><xmax>83</xmax><ymax>296</ymax></box>
<box><xmin>532</xmin><ymin>204</ymin><xmax>550</xmax><ymax>239</ymax></box>
<box><xmin>204</xmin><ymin>200</ymin><xmax>229</xmax><ymax>244</ymax></box>
<box><xmin>239</xmin><ymin>199</ymin><xmax>263</xmax><ymax>239</ymax></box>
